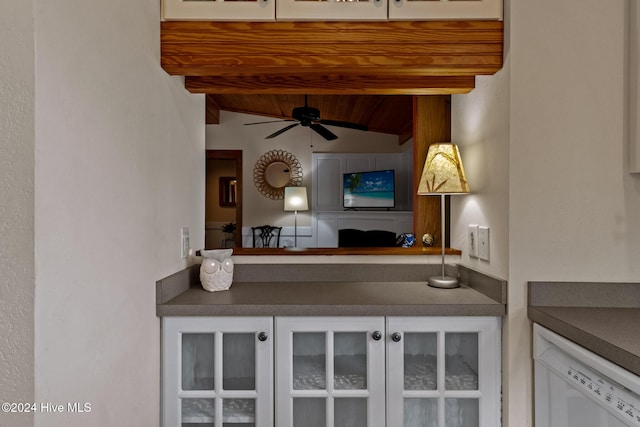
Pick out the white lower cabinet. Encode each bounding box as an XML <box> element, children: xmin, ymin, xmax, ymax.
<box><xmin>163</xmin><ymin>316</ymin><xmax>501</xmax><ymax>427</ymax></box>
<box><xmin>275</xmin><ymin>317</ymin><xmax>386</xmax><ymax>427</ymax></box>
<box><xmin>163</xmin><ymin>317</ymin><xmax>274</xmax><ymax>427</ymax></box>
<box><xmin>386</xmin><ymin>317</ymin><xmax>501</xmax><ymax>427</ymax></box>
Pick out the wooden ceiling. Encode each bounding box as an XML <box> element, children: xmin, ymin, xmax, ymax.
<box><xmin>162</xmin><ymin>20</ymin><xmax>503</xmax><ymax>142</ymax></box>
<box><xmin>206</xmin><ymin>94</ymin><xmax>415</xmax><ymax>142</ymax></box>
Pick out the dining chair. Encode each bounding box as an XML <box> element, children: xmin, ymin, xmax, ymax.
<box><xmin>251</xmin><ymin>225</ymin><xmax>282</xmax><ymax>248</ymax></box>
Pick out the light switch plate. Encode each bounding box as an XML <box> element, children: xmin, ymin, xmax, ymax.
<box><xmin>468</xmin><ymin>224</ymin><xmax>479</xmax><ymax>258</ymax></box>
<box><xmin>478</xmin><ymin>226</ymin><xmax>490</xmax><ymax>261</ymax></box>
<box><xmin>181</xmin><ymin>227</ymin><xmax>190</xmax><ymax>259</ymax></box>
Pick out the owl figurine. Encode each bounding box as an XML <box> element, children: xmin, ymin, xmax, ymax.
<box><xmin>199</xmin><ymin>249</ymin><xmax>234</xmax><ymax>292</ymax></box>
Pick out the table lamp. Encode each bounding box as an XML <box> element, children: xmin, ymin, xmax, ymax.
<box><xmin>417</xmin><ymin>143</ymin><xmax>470</xmax><ymax>288</ymax></box>
<box><xmin>284</xmin><ymin>186</ymin><xmax>308</xmax><ymax>247</ymax></box>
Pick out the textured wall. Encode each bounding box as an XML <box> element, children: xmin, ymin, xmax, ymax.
<box><xmin>33</xmin><ymin>0</ymin><xmax>204</xmax><ymax>425</ymax></box>
<box><xmin>0</xmin><ymin>0</ymin><xmax>35</xmax><ymax>425</ymax></box>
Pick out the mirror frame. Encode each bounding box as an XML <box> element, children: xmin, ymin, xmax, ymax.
<box><xmin>253</xmin><ymin>149</ymin><xmax>303</xmax><ymax>199</ymax></box>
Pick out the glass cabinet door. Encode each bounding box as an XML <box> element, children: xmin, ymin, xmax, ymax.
<box><xmin>276</xmin><ymin>317</ymin><xmax>386</xmax><ymax>427</ymax></box>
<box><xmin>163</xmin><ymin>317</ymin><xmax>273</xmax><ymax>427</ymax></box>
<box><xmin>276</xmin><ymin>0</ymin><xmax>387</xmax><ymax>21</ymax></box>
<box><xmin>388</xmin><ymin>0</ymin><xmax>502</xmax><ymax>20</ymax></box>
<box><xmin>387</xmin><ymin>317</ymin><xmax>500</xmax><ymax>427</ymax></box>
<box><xmin>162</xmin><ymin>0</ymin><xmax>275</xmax><ymax>21</ymax></box>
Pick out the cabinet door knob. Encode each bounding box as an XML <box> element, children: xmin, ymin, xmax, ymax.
<box><xmin>372</xmin><ymin>331</ymin><xmax>382</xmax><ymax>341</ymax></box>
<box><xmin>391</xmin><ymin>332</ymin><xmax>402</xmax><ymax>342</ymax></box>
<box><xmin>257</xmin><ymin>332</ymin><xmax>268</xmax><ymax>342</ymax></box>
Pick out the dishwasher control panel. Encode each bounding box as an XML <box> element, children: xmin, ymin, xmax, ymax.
<box><xmin>567</xmin><ymin>365</ymin><xmax>640</xmax><ymax>426</ymax></box>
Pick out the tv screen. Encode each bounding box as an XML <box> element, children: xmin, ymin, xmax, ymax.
<box><xmin>343</xmin><ymin>169</ymin><xmax>395</xmax><ymax>208</ymax></box>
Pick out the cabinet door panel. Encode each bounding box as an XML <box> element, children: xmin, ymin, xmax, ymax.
<box><xmin>182</xmin><ymin>333</ymin><xmax>215</xmax><ymax>391</ymax></box>
<box><xmin>293</xmin><ymin>398</ymin><xmax>326</xmax><ymax>427</ymax></box>
<box><xmin>276</xmin><ymin>0</ymin><xmax>387</xmax><ymax>21</ymax></box>
<box><xmin>223</xmin><ymin>333</ymin><xmax>256</xmax><ymax>390</ymax></box>
<box><xmin>293</xmin><ymin>332</ymin><xmax>327</xmax><ymax>390</ymax></box>
<box><xmin>388</xmin><ymin>0</ymin><xmax>501</xmax><ymax>20</ymax></box>
<box><xmin>181</xmin><ymin>398</ymin><xmax>215</xmax><ymax>426</ymax></box>
<box><xmin>163</xmin><ymin>0</ymin><xmax>275</xmax><ymax>21</ymax></box>
<box><xmin>386</xmin><ymin>317</ymin><xmax>500</xmax><ymax>427</ymax></box>
<box><xmin>444</xmin><ymin>398</ymin><xmax>478</xmax><ymax>427</ymax></box>
<box><xmin>163</xmin><ymin>317</ymin><xmax>273</xmax><ymax>427</ymax></box>
<box><xmin>335</xmin><ymin>398</ymin><xmax>368</xmax><ymax>427</ymax></box>
<box><xmin>404</xmin><ymin>398</ymin><xmax>438</xmax><ymax>427</ymax></box>
<box><xmin>444</xmin><ymin>333</ymin><xmax>478</xmax><ymax>391</ymax></box>
<box><xmin>276</xmin><ymin>317</ymin><xmax>386</xmax><ymax>427</ymax></box>
<box><xmin>334</xmin><ymin>332</ymin><xmax>368</xmax><ymax>390</ymax></box>
<box><xmin>223</xmin><ymin>398</ymin><xmax>256</xmax><ymax>425</ymax></box>
<box><xmin>403</xmin><ymin>332</ymin><xmax>437</xmax><ymax>391</ymax></box>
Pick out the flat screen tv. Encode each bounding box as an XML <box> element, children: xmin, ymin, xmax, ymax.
<box><xmin>343</xmin><ymin>169</ymin><xmax>395</xmax><ymax>209</ymax></box>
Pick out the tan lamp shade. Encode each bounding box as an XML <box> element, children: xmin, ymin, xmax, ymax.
<box><xmin>417</xmin><ymin>143</ymin><xmax>470</xmax><ymax>195</ymax></box>
<box><xmin>284</xmin><ymin>186</ymin><xmax>309</xmax><ymax>211</ymax></box>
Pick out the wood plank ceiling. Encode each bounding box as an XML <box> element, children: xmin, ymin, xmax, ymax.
<box><xmin>206</xmin><ymin>94</ymin><xmax>415</xmax><ymax>142</ymax></box>
<box><xmin>161</xmin><ymin>20</ymin><xmax>503</xmax><ymax>142</ymax></box>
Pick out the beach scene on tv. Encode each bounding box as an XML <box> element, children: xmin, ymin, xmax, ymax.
<box><xmin>343</xmin><ymin>170</ymin><xmax>395</xmax><ymax>208</ymax></box>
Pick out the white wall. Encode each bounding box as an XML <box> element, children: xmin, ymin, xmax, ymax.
<box><xmin>452</xmin><ymin>70</ymin><xmax>510</xmax><ymax>280</ymax></box>
<box><xmin>473</xmin><ymin>1</ymin><xmax>640</xmax><ymax>426</ymax></box>
<box><xmin>33</xmin><ymin>0</ymin><xmax>204</xmax><ymax>425</ymax></box>
<box><xmin>509</xmin><ymin>0</ymin><xmax>639</xmax><ymax>424</ymax></box>
<box><xmin>206</xmin><ymin>110</ymin><xmax>406</xmax><ymax>230</ymax></box>
<box><xmin>0</xmin><ymin>0</ymin><xmax>35</xmax><ymax>426</ymax></box>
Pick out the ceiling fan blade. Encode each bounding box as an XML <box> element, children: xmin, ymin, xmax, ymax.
<box><xmin>310</xmin><ymin>123</ymin><xmax>338</xmax><ymax>141</ymax></box>
<box><xmin>245</xmin><ymin>119</ymin><xmax>296</xmax><ymax>126</ymax></box>
<box><xmin>319</xmin><ymin>119</ymin><xmax>368</xmax><ymax>132</ymax></box>
<box><xmin>265</xmin><ymin>123</ymin><xmax>300</xmax><ymax>139</ymax></box>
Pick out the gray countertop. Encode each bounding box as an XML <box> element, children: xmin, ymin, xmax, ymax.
<box><xmin>158</xmin><ymin>281</ymin><xmax>504</xmax><ymax>316</ymax></box>
<box><xmin>157</xmin><ymin>264</ymin><xmax>506</xmax><ymax>317</ymax></box>
<box><xmin>528</xmin><ymin>281</ymin><xmax>640</xmax><ymax>377</ymax></box>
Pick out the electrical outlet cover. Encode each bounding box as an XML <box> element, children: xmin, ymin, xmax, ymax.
<box><xmin>468</xmin><ymin>224</ymin><xmax>479</xmax><ymax>258</ymax></box>
<box><xmin>478</xmin><ymin>226</ymin><xmax>490</xmax><ymax>261</ymax></box>
<box><xmin>181</xmin><ymin>227</ymin><xmax>190</xmax><ymax>259</ymax></box>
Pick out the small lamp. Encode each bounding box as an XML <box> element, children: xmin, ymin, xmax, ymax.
<box><xmin>284</xmin><ymin>186</ymin><xmax>309</xmax><ymax>248</ymax></box>
<box><xmin>417</xmin><ymin>143</ymin><xmax>470</xmax><ymax>288</ymax></box>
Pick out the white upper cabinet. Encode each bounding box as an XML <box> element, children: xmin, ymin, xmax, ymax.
<box><xmin>163</xmin><ymin>0</ymin><xmax>502</xmax><ymax>21</ymax></box>
<box><xmin>163</xmin><ymin>0</ymin><xmax>275</xmax><ymax>21</ymax></box>
<box><xmin>389</xmin><ymin>0</ymin><xmax>502</xmax><ymax>21</ymax></box>
<box><xmin>276</xmin><ymin>0</ymin><xmax>387</xmax><ymax>21</ymax></box>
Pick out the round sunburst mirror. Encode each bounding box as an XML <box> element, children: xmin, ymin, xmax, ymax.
<box><xmin>253</xmin><ymin>149</ymin><xmax>303</xmax><ymax>199</ymax></box>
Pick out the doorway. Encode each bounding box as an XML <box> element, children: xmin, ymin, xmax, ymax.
<box><xmin>205</xmin><ymin>150</ymin><xmax>243</xmax><ymax>249</ymax></box>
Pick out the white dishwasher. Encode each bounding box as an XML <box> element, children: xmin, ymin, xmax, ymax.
<box><xmin>534</xmin><ymin>323</ymin><xmax>640</xmax><ymax>427</ymax></box>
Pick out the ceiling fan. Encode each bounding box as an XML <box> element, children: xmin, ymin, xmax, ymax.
<box><xmin>244</xmin><ymin>95</ymin><xmax>368</xmax><ymax>141</ymax></box>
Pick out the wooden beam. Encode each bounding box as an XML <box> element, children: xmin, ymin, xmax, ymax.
<box><xmin>413</xmin><ymin>95</ymin><xmax>451</xmax><ymax>248</ymax></box>
<box><xmin>186</xmin><ymin>75</ymin><xmax>475</xmax><ymax>95</ymax></box>
<box><xmin>161</xmin><ymin>21</ymin><xmax>503</xmax><ymax>93</ymax></box>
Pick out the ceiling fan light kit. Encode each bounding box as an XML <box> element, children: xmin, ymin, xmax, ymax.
<box><xmin>244</xmin><ymin>95</ymin><xmax>368</xmax><ymax>141</ymax></box>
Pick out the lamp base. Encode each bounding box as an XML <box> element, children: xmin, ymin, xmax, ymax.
<box><xmin>427</xmin><ymin>276</ymin><xmax>460</xmax><ymax>289</ymax></box>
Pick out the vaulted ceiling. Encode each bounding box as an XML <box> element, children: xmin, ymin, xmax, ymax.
<box><xmin>205</xmin><ymin>94</ymin><xmax>415</xmax><ymax>143</ymax></box>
